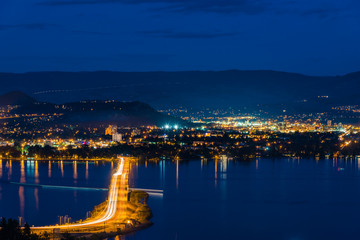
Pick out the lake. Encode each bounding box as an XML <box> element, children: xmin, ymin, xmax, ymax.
<box><xmin>1</xmin><ymin>158</ymin><xmax>360</xmax><ymax>240</ymax></box>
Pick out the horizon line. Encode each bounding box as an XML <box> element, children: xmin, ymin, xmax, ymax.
<box><xmin>0</xmin><ymin>69</ymin><xmax>358</xmax><ymax>77</ymax></box>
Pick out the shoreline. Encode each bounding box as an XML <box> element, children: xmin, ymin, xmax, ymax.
<box><xmin>75</xmin><ymin>221</ymin><xmax>153</xmax><ymax>240</ymax></box>
<box><xmin>0</xmin><ymin>157</ymin><xmax>118</xmax><ymax>161</ymax></box>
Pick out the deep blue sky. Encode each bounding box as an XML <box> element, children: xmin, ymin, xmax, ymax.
<box><xmin>0</xmin><ymin>0</ymin><xmax>359</xmax><ymax>75</ymax></box>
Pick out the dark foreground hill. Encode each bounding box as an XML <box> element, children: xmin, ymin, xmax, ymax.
<box><xmin>0</xmin><ymin>70</ymin><xmax>359</xmax><ymax>110</ymax></box>
<box><xmin>0</xmin><ymin>92</ymin><xmax>184</xmax><ymax>127</ymax></box>
<box><xmin>0</xmin><ymin>91</ymin><xmax>35</xmax><ymax>107</ymax></box>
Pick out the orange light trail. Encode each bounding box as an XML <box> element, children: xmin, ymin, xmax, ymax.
<box><xmin>32</xmin><ymin>157</ymin><xmax>126</xmax><ymax>230</ymax></box>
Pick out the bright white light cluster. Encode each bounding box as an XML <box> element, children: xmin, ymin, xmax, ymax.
<box><xmin>164</xmin><ymin>124</ymin><xmax>180</xmax><ymax>130</ymax></box>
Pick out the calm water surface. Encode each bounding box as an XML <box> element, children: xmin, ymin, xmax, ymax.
<box><xmin>1</xmin><ymin>158</ymin><xmax>360</xmax><ymax>240</ymax></box>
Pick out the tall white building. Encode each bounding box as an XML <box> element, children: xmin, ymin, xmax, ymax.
<box><xmin>327</xmin><ymin>120</ymin><xmax>332</xmax><ymax>127</ymax></box>
<box><xmin>112</xmin><ymin>133</ymin><xmax>122</xmax><ymax>142</ymax></box>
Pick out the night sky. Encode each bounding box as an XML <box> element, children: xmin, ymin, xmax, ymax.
<box><xmin>1</xmin><ymin>0</ymin><xmax>359</xmax><ymax>75</ymax></box>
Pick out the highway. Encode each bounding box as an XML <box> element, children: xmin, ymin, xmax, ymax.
<box><xmin>32</xmin><ymin>157</ymin><xmax>129</xmax><ymax>233</ymax></box>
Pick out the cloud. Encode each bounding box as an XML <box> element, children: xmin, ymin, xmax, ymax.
<box><xmin>154</xmin><ymin>0</ymin><xmax>267</xmax><ymax>14</ymax></box>
<box><xmin>37</xmin><ymin>0</ymin><xmax>111</xmax><ymax>5</ymax></box>
<box><xmin>35</xmin><ymin>0</ymin><xmax>351</xmax><ymax>20</ymax></box>
<box><xmin>0</xmin><ymin>23</ymin><xmax>110</xmax><ymax>36</ymax></box>
<box><xmin>138</xmin><ymin>29</ymin><xmax>238</xmax><ymax>39</ymax></box>
<box><xmin>273</xmin><ymin>0</ymin><xmax>346</xmax><ymax>19</ymax></box>
<box><xmin>0</xmin><ymin>23</ymin><xmax>56</xmax><ymax>31</ymax></box>
<box><xmin>300</xmin><ymin>8</ymin><xmax>339</xmax><ymax>18</ymax></box>
<box><xmin>70</xmin><ymin>30</ymin><xmax>111</xmax><ymax>35</ymax></box>
<box><xmin>36</xmin><ymin>0</ymin><xmax>268</xmax><ymax>14</ymax></box>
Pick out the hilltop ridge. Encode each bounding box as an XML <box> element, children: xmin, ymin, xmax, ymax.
<box><xmin>0</xmin><ymin>91</ymin><xmax>184</xmax><ymax>127</ymax></box>
<box><xmin>0</xmin><ymin>70</ymin><xmax>359</xmax><ymax>110</ymax></box>
<box><xmin>0</xmin><ymin>91</ymin><xmax>36</xmax><ymax>107</ymax></box>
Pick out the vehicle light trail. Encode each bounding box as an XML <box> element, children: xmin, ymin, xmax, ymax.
<box><xmin>32</xmin><ymin>157</ymin><xmax>126</xmax><ymax>231</ymax></box>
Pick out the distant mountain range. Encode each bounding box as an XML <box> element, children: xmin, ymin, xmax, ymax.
<box><xmin>0</xmin><ymin>70</ymin><xmax>359</xmax><ymax>111</ymax></box>
<box><xmin>0</xmin><ymin>92</ymin><xmax>183</xmax><ymax>127</ymax></box>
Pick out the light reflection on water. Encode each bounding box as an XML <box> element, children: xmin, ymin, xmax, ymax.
<box><xmin>34</xmin><ymin>161</ymin><xmax>39</xmax><ymax>184</ymax></box>
<box><xmin>73</xmin><ymin>161</ymin><xmax>78</xmax><ymax>182</ymax></box>
<box><xmin>34</xmin><ymin>188</ymin><xmax>39</xmax><ymax>211</ymax></box>
<box><xmin>214</xmin><ymin>158</ymin><xmax>217</xmax><ymax>188</ymax></box>
<box><xmin>48</xmin><ymin>161</ymin><xmax>51</xmax><ymax>178</ymax></box>
<box><xmin>19</xmin><ymin>186</ymin><xmax>24</xmax><ymax>217</ymax></box>
<box><xmin>176</xmin><ymin>159</ymin><xmax>179</xmax><ymax>190</ymax></box>
<box><xmin>86</xmin><ymin>161</ymin><xmax>89</xmax><ymax>180</ymax></box>
<box><xmin>20</xmin><ymin>161</ymin><xmax>25</xmax><ymax>183</ymax></box>
<box><xmin>8</xmin><ymin>160</ymin><xmax>12</xmax><ymax>180</ymax></box>
<box><xmin>60</xmin><ymin>160</ymin><xmax>64</xmax><ymax>177</ymax></box>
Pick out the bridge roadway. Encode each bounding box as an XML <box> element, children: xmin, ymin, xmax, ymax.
<box><xmin>32</xmin><ymin>157</ymin><xmax>129</xmax><ymax>234</ymax></box>
<box><xmin>8</xmin><ymin>182</ymin><xmax>163</xmax><ymax>196</ymax></box>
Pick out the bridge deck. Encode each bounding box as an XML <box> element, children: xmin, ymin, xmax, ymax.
<box><xmin>31</xmin><ymin>157</ymin><xmax>130</xmax><ymax>234</ymax></box>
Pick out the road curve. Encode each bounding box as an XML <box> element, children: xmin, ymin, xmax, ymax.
<box><xmin>32</xmin><ymin>157</ymin><xmax>127</xmax><ymax>231</ymax></box>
